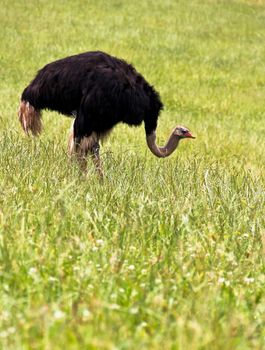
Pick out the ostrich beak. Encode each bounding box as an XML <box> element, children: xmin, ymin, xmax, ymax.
<box><xmin>185</xmin><ymin>132</ymin><xmax>196</xmax><ymax>139</ymax></box>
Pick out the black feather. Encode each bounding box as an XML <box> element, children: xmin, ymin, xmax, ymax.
<box><xmin>21</xmin><ymin>51</ymin><xmax>163</xmax><ymax>138</ymax></box>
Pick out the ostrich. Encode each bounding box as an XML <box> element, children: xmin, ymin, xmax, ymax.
<box><xmin>18</xmin><ymin>51</ymin><xmax>195</xmax><ymax>176</ymax></box>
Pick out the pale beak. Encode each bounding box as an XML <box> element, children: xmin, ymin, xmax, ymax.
<box><xmin>185</xmin><ymin>132</ymin><xmax>196</xmax><ymax>139</ymax></box>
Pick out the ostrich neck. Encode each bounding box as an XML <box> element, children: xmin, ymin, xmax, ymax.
<box><xmin>146</xmin><ymin>131</ymin><xmax>180</xmax><ymax>158</ymax></box>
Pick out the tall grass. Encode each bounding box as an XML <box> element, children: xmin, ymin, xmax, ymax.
<box><xmin>0</xmin><ymin>0</ymin><xmax>264</xmax><ymax>349</ymax></box>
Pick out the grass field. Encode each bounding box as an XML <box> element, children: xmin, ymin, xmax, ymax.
<box><xmin>0</xmin><ymin>0</ymin><xmax>265</xmax><ymax>349</ymax></box>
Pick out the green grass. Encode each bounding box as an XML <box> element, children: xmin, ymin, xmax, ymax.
<box><xmin>0</xmin><ymin>0</ymin><xmax>265</xmax><ymax>349</ymax></box>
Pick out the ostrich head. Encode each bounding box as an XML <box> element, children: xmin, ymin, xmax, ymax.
<box><xmin>146</xmin><ymin>125</ymin><xmax>195</xmax><ymax>158</ymax></box>
<box><xmin>173</xmin><ymin>125</ymin><xmax>196</xmax><ymax>139</ymax></box>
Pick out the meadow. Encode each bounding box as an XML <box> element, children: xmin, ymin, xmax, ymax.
<box><xmin>0</xmin><ymin>0</ymin><xmax>265</xmax><ymax>349</ymax></box>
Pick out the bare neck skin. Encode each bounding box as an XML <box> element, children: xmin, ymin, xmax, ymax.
<box><xmin>146</xmin><ymin>131</ymin><xmax>180</xmax><ymax>158</ymax></box>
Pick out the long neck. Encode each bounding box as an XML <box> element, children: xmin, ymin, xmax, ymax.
<box><xmin>146</xmin><ymin>130</ymin><xmax>180</xmax><ymax>158</ymax></box>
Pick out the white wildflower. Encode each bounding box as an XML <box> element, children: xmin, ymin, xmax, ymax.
<box><xmin>82</xmin><ymin>309</ymin><xmax>92</xmax><ymax>320</ymax></box>
<box><xmin>109</xmin><ymin>304</ymin><xmax>120</xmax><ymax>310</ymax></box>
<box><xmin>53</xmin><ymin>310</ymin><xmax>65</xmax><ymax>320</ymax></box>
<box><xmin>96</xmin><ymin>239</ymin><xmax>104</xmax><ymax>246</ymax></box>
<box><xmin>28</xmin><ymin>267</ymin><xmax>37</xmax><ymax>276</ymax></box>
<box><xmin>110</xmin><ymin>293</ymin><xmax>117</xmax><ymax>300</ymax></box>
<box><xmin>0</xmin><ymin>331</ymin><xmax>8</xmax><ymax>338</ymax></box>
<box><xmin>48</xmin><ymin>276</ymin><xmax>58</xmax><ymax>282</ymax></box>
<box><xmin>130</xmin><ymin>307</ymin><xmax>139</xmax><ymax>315</ymax></box>
<box><xmin>218</xmin><ymin>277</ymin><xmax>230</xmax><ymax>286</ymax></box>
<box><xmin>244</xmin><ymin>277</ymin><xmax>255</xmax><ymax>284</ymax></box>
<box><xmin>128</xmin><ymin>265</ymin><xmax>135</xmax><ymax>271</ymax></box>
<box><xmin>7</xmin><ymin>327</ymin><xmax>15</xmax><ymax>335</ymax></box>
<box><xmin>139</xmin><ymin>321</ymin><xmax>147</xmax><ymax>328</ymax></box>
<box><xmin>218</xmin><ymin>277</ymin><xmax>226</xmax><ymax>284</ymax></box>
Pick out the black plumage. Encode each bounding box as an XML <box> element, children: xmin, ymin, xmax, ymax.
<box><xmin>21</xmin><ymin>51</ymin><xmax>163</xmax><ymax>138</ymax></box>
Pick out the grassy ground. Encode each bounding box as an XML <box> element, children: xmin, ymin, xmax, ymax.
<box><xmin>0</xmin><ymin>0</ymin><xmax>265</xmax><ymax>349</ymax></box>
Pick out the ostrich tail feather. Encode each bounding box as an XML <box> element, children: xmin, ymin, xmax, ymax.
<box><xmin>18</xmin><ymin>100</ymin><xmax>42</xmax><ymax>136</ymax></box>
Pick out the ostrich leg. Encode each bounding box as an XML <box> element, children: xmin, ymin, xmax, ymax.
<box><xmin>68</xmin><ymin>127</ymin><xmax>86</xmax><ymax>171</ymax></box>
<box><xmin>68</xmin><ymin>124</ymin><xmax>75</xmax><ymax>158</ymax></box>
<box><xmin>68</xmin><ymin>128</ymin><xmax>103</xmax><ymax>177</ymax></box>
<box><xmin>91</xmin><ymin>142</ymin><xmax>104</xmax><ymax>178</ymax></box>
